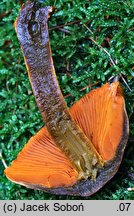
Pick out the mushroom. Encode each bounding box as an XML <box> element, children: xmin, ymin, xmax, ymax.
<box><xmin>4</xmin><ymin>1</ymin><xmax>129</xmax><ymax>196</ymax></box>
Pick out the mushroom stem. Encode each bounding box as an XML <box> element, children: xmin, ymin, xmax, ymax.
<box><xmin>15</xmin><ymin>2</ymin><xmax>103</xmax><ymax>180</ymax></box>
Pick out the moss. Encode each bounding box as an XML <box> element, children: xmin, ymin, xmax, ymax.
<box><xmin>0</xmin><ymin>0</ymin><xmax>133</xmax><ymax>200</ymax></box>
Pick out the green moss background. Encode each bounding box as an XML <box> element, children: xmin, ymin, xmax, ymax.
<box><xmin>0</xmin><ymin>0</ymin><xmax>134</xmax><ymax>200</ymax></box>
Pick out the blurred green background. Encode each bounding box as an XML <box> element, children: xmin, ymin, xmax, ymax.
<box><xmin>0</xmin><ymin>0</ymin><xmax>134</xmax><ymax>200</ymax></box>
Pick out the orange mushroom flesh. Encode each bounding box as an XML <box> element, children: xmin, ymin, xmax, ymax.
<box><xmin>4</xmin><ymin>81</ymin><xmax>125</xmax><ymax>188</ymax></box>
<box><xmin>71</xmin><ymin>82</ymin><xmax>124</xmax><ymax>161</ymax></box>
<box><xmin>5</xmin><ymin>128</ymin><xmax>78</xmax><ymax>188</ymax></box>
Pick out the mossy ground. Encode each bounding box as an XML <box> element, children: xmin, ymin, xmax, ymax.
<box><xmin>0</xmin><ymin>0</ymin><xmax>134</xmax><ymax>200</ymax></box>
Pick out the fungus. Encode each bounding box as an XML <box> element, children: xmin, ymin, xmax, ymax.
<box><xmin>4</xmin><ymin>1</ymin><xmax>129</xmax><ymax>196</ymax></box>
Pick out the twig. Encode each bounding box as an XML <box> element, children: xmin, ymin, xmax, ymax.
<box><xmin>127</xmin><ymin>27</ymin><xmax>134</xmax><ymax>32</ymax></box>
<box><xmin>64</xmin><ymin>81</ymin><xmax>100</xmax><ymax>98</ymax></box>
<box><xmin>64</xmin><ymin>93</ymin><xmax>72</xmax><ymax>98</ymax></box>
<box><xmin>0</xmin><ymin>10</ymin><xmax>12</xmax><ymax>19</ymax></box>
<box><xmin>0</xmin><ymin>152</ymin><xmax>7</xmax><ymax>168</ymax></box>
<box><xmin>84</xmin><ymin>24</ymin><xmax>116</xmax><ymax>66</ymax></box>
<box><xmin>49</xmin><ymin>20</ymin><xmax>80</xmax><ymax>31</ymax></box>
<box><xmin>119</xmin><ymin>73</ymin><xmax>132</xmax><ymax>92</ymax></box>
<box><xmin>83</xmin><ymin>24</ymin><xmax>93</xmax><ymax>34</ymax></box>
<box><xmin>18</xmin><ymin>0</ymin><xmax>23</xmax><ymax>5</ymax></box>
<box><xmin>127</xmin><ymin>187</ymin><xmax>134</xmax><ymax>191</ymax></box>
<box><xmin>84</xmin><ymin>24</ymin><xmax>132</xmax><ymax>92</ymax></box>
<box><xmin>80</xmin><ymin>81</ymin><xmax>100</xmax><ymax>92</ymax></box>
<box><xmin>58</xmin><ymin>28</ymin><xmax>70</xmax><ymax>34</ymax></box>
